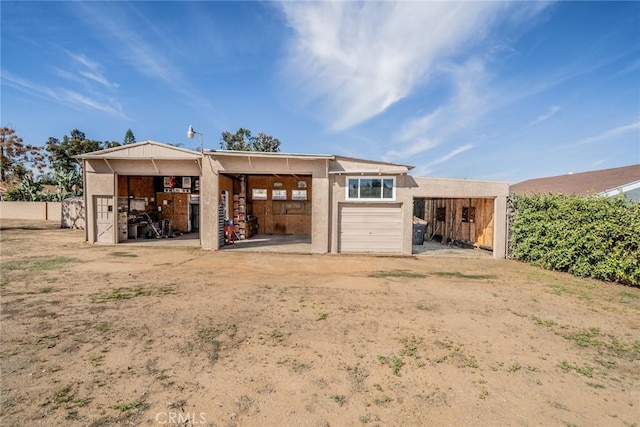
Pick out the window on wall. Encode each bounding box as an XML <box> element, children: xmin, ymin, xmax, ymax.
<box><xmin>462</xmin><ymin>207</ymin><xmax>476</xmax><ymax>223</ymax></box>
<box><xmin>347</xmin><ymin>177</ymin><xmax>395</xmax><ymax>201</ymax></box>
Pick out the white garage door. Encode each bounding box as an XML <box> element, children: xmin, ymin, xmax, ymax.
<box><xmin>339</xmin><ymin>204</ymin><xmax>403</xmax><ymax>254</ymax></box>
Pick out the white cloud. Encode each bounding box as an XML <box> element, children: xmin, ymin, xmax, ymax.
<box><xmin>566</xmin><ymin>120</ymin><xmax>640</xmax><ymax>148</ymax></box>
<box><xmin>66</xmin><ymin>52</ymin><xmax>120</xmax><ymax>89</ymax></box>
<box><xmin>73</xmin><ymin>4</ymin><xmax>180</xmax><ymax>84</ymax></box>
<box><xmin>386</xmin><ymin>138</ymin><xmax>439</xmax><ymax>160</ymax></box>
<box><xmin>279</xmin><ymin>2</ymin><xmax>533</xmax><ymax>132</ymax></box>
<box><xmin>71</xmin><ymin>2</ymin><xmax>215</xmax><ymax>113</ymax></box>
<box><xmin>387</xmin><ymin>56</ymin><xmax>489</xmax><ymax>160</ymax></box>
<box><xmin>411</xmin><ymin>143</ymin><xmax>474</xmax><ymax>176</ymax></box>
<box><xmin>526</xmin><ymin>105</ymin><xmax>560</xmax><ymax>128</ymax></box>
<box><xmin>1</xmin><ymin>70</ymin><xmax>127</xmax><ymax>119</ymax></box>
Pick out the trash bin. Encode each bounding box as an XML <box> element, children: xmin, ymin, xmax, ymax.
<box><xmin>413</xmin><ymin>223</ymin><xmax>427</xmax><ymax>245</ymax></box>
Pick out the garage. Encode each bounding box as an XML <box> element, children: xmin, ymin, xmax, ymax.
<box><xmin>217</xmin><ymin>173</ymin><xmax>312</xmax><ymax>247</ymax></box>
<box><xmin>339</xmin><ymin>204</ymin><xmax>403</xmax><ymax>254</ymax></box>
<box><xmin>78</xmin><ymin>142</ymin><xmax>509</xmax><ymax>258</ymax></box>
<box><xmin>116</xmin><ymin>175</ymin><xmax>200</xmax><ymax>241</ymax></box>
<box><xmin>77</xmin><ymin>141</ymin><xmax>202</xmax><ymax>245</ymax></box>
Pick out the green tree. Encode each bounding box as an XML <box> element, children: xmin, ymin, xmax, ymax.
<box><xmin>123</xmin><ymin>128</ymin><xmax>136</xmax><ymax>145</ymax></box>
<box><xmin>0</xmin><ymin>127</ymin><xmax>46</xmax><ymax>182</ymax></box>
<box><xmin>5</xmin><ymin>174</ymin><xmax>43</xmax><ymax>201</ymax></box>
<box><xmin>220</xmin><ymin>128</ymin><xmax>253</xmax><ymax>151</ymax></box>
<box><xmin>45</xmin><ymin>129</ymin><xmax>102</xmax><ymax>173</ymax></box>
<box><xmin>219</xmin><ymin>128</ymin><xmax>281</xmax><ymax>152</ymax></box>
<box><xmin>103</xmin><ymin>140</ymin><xmax>121</xmax><ymax>149</ymax></box>
<box><xmin>251</xmin><ymin>132</ymin><xmax>281</xmax><ymax>152</ymax></box>
<box><xmin>53</xmin><ymin>169</ymin><xmax>83</xmax><ymax>199</ymax></box>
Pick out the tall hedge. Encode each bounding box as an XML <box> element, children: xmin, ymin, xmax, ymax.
<box><xmin>508</xmin><ymin>194</ymin><xmax>640</xmax><ymax>286</ymax></box>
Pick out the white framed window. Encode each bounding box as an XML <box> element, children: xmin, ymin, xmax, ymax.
<box><xmin>346</xmin><ymin>177</ymin><xmax>396</xmax><ymax>201</ymax></box>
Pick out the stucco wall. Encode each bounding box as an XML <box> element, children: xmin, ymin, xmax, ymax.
<box><xmin>329</xmin><ymin>174</ymin><xmax>413</xmax><ymax>255</ymax></box>
<box><xmin>408</xmin><ymin>176</ymin><xmax>509</xmax><ymax>198</ymax></box>
<box><xmin>0</xmin><ymin>202</ymin><xmax>62</xmax><ymax>221</ymax></box>
<box><xmin>408</xmin><ymin>176</ymin><xmax>509</xmax><ymax>258</ymax></box>
<box><xmin>84</xmin><ymin>166</ymin><xmax>116</xmax><ymax>243</ymax></box>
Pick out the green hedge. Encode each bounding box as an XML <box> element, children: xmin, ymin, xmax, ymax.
<box><xmin>508</xmin><ymin>194</ymin><xmax>640</xmax><ymax>286</ymax></box>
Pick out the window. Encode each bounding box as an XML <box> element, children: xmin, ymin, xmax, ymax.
<box><xmin>462</xmin><ymin>207</ymin><xmax>476</xmax><ymax>223</ymax></box>
<box><xmin>347</xmin><ymin>177</ymin><xmax>395</xmax><ymax>201</ymax></box>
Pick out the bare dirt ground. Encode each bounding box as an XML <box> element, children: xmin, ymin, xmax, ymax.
<box><xmin>1</xmin><ymin>219</ymin><xmax>639</xmax><ymax>427</ymax></box>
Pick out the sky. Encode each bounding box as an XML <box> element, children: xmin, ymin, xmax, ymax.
<box><xmin>1</xmin><ymin>1</ymin><xmax>639</xmax><ymax>184</ymax></box>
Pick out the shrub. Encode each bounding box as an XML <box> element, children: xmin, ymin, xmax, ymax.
<box><xmin>509</xmin><ymin>194</ymin><xmax>639</xmax><ymax>285</ymax></box>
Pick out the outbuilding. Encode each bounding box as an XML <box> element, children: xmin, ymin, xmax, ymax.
<box><xmin>78</xmin><ymin>141</ymin><xmax>508</xmax><ymax>258</ymax></box>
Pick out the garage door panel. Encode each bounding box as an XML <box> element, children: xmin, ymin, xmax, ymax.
<box><xmin>341</xmin><ymin>228</ymin><xmax>401</xmax><ymax>236</ymax></box>
<box><xmin>339</xmin><ymin>204</ymin><xmax>402</xmax><ymax>254</ymax></box>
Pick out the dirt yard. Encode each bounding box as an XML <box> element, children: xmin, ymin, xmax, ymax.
<box><xmin>1</xmin><ymin>219</ymin><xmax>639</xmax><ymax>427</ymax></box>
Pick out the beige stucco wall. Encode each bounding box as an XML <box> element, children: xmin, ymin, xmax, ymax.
<box><xmin>329</xmin><ymin>173</ymin><xmax>413</xmax><ymax>255</ymax></box>
<box><xmin>408</xmin><ymin>176</ymin><xmax>509</xmax><ymax>198</ymax></box>
<box><xmin>0</xmin><ymin>202</ymin><xmax>62</xmax><ymax>221</ymax></box>
<box><xmin>397</xmin><ymin>175</ymin><xmax>415</xmax><ymax>256</ymax></box>
<box><xmin>408</xmin><ymin>176</ymin><xmax>509</xmax><ymax>259</ymax></box>
<box><xmin>48</xmin><ymin>202</ymin><xmax>62</xmax><ymax>222</ymax></box>
<box><xmin>200</xmin><ymin>154</ymin><xmax>331</xmax><ymax>253</ymax></box>
<box><xmin>200</xmin><ymin>156</ymin><xmax>220</xmax><ymax>251</ymax></box>
<box><xmin>84</xmin><ymin>161</ymin><xmax>116</xmax><ymax>244</ymax></box>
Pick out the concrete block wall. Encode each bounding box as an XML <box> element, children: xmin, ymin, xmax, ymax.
<box><xmin>0</xmin><ymin>202</ymin><xmax>62</xmax><ymax>222</ymax></box>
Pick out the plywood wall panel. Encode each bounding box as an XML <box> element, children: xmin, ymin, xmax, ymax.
<box><xmin>156</xmin><ymin>192</ymin><xmax>189</xmax><ymax>232</ymax></box>
<box><xmin>245</xmin><ymin>175</ymin><xmax>312</xmax><ymax>235</ymax></box>
<box><xmin>422</xmin><ymin>197</ymin><xmax>494</xmax><ymax>249</ymax></box>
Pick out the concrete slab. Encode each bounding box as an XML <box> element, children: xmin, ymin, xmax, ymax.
<box><xmin>413</xmin><ymin>239</ymin><xmax>492</xmax><ymax>258</ymax></box>
<box><xmin>119</xmin><ymin>232</ymin><xmax>200</xmax><ymax>247</ymax></box>
<box><xmin>221</xmin><ymin>234</ymin><xmax>312</xmax><ymax>253</ymax></box>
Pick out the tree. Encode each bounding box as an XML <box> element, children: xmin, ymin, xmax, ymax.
<box><xmin>220</xmin><ymin>128</ymin><xmax>253</xmax><ymax>151</ymax></box>
<box><xmin>45</xmin><ymin>129</ymin><xmax>102</xmax><ymax>173</ymax></box>
<box><xmin>53</xmin><ymin>169</ymin><xmax>83</xmax><ymax>199</ymax></box>
<box><xmin>123</xmin><ymin>128</ymin><xmax>136</xmax><ymax>145</ymax></box>
<box><xmin>251</xmin><ymin>132</ymin><xmax>281</xmax><ymax>152</ymax></box>
<box><xmin>5</xmin><ymin>174</ymin><xmax>43</xmax><ymax>201</ymax></box>
<box><xmin>103</xmin><ymin>140</ymin><xmax>121</xmax><ymax>149</ymax></box>
<box><xmin>219</xmin><ymin>128</ymin><xmax>281</xmax><ymax>152</ymax></box>
<box><xmin>0</xmin><ymin>127</ymin><xmax>46</xmax><ymax>182</ymax></box>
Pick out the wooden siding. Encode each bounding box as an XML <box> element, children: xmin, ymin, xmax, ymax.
<box><xmin>85</xmin><ymin>141</ymin><xmax>201</xmax><ymax>159</ymax></box>
<box><xmin>247</xmin><ymin>175</ymin><xmax>312</xmax><ymax>235</ymax></box>
<box><xmin>117</xmin><ymin>176</ymin><xmax>155</xmax><ymax>199</ymax></box>
<box><xmin>422</xmin><ymin>198</ymin><xmax>494</xmax><ymax>249</ymax></box>
<box><xmin>156</xmin><ymin>192</ymin><xmax>190</xmax><ymax>233</ymax></box>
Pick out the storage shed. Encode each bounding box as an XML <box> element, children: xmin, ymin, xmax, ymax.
<box><xmin>61</xmin><ymin>196</ymin><xmax>85</xmax><ymax>229</ymax></box>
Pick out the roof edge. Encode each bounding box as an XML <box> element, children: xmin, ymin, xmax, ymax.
<box><xmin>207</xmin><ymin>150</ymin><xmax>335</xmax><ymax>160</ymax></box>
<box><xmin>333</xmin><ymin>155</ymin><xmax>414</xmax><ymax>170</ymax></box>
<box><xmin>75</xmin><ymin>140</ymin><xmax>201</xmax><ymax>159</ymax></box>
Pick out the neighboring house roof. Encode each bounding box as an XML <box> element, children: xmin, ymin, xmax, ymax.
<box><xmin>510</xmin><ymin>164</ymin><xmax>640</xmax><ymax>197</ymax></box>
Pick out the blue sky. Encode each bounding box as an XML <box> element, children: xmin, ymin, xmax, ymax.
<box><xmin>2</xmin><ymin>1</ymin><xmax>639</xmax><ymax>183</ymax></box>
